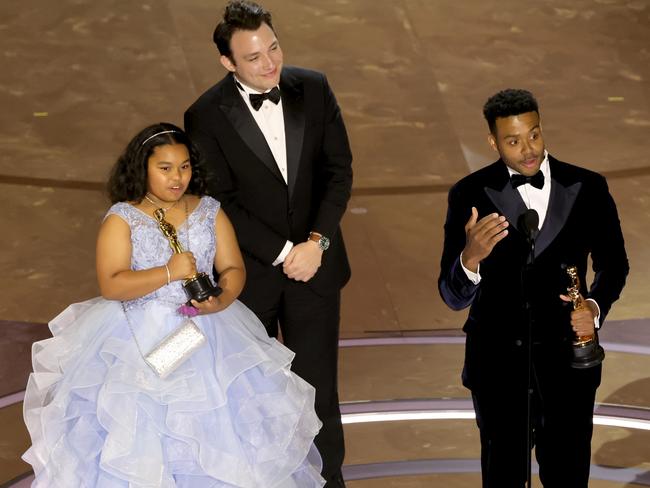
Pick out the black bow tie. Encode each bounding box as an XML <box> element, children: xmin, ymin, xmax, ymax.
<box><xmin>248</xmin><ymin>87</ymin><xmax>281</xmax><ymax>111</ymax></box>
<box><xmin>510</xmin><ymin>171</ymin><xmax>544</xmax><ymax>190</ymax></box>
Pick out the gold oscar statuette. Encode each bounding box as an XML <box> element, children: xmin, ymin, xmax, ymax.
<box><xmin>153</xmin><ymin>208</ymin><xmax>221</xmax><ymax>305</ymax></box>
<box><xmin>566</xmin><ymin>266</ymin><xmax>604</xmax><ymax>369</ymax></box>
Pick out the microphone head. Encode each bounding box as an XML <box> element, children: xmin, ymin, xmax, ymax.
<box><xmin>524</xmin><ymin>209</ymin><xmax>539</xmax><ymax>233</ymax></box>
<box><xmin>518</xmin><ymin>209</ymin><xmax>539</xmax><ymax>240</ymax></box>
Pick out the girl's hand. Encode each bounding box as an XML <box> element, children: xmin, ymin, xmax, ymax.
<box><xmin>189</xmin><ymin>296</ymin><xmax>224</xmax><ymax>315</ymax></box>
<box><xmin>167</xmin><ymin>252</ymin><xmax>197</xmax><ymax>281</ymax></box>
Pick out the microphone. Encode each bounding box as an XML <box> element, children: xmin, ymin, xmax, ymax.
<box><xmin>518</xmin><ymin>209</ymin><xmax>539</xmax><ymax>242</ymax></box>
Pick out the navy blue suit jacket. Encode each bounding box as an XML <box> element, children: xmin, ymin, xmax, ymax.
<box><xmin>438</xmin><ymin>157</ymin><xmax>628</xmax><ymax>390</ymax></box>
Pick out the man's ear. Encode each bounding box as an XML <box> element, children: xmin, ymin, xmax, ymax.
<box><xmin>487</xmin><ymin>133</ymin><xmax>498</xmax><ymax>153</ymax></box>
<box><xmin>220</xmin><ymin>55</ymin><xmax>236</xmax><ymax>73</ymax></box>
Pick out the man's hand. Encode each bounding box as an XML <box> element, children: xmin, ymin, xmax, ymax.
<box><xmin>559</xmin><ymin>294</ymin><xmax>597</xmax><ymax>337</ymax></box>
<box><xmin>283</xmin><ymin>241</ymin><xmax>323</xmax><ymax>282</ymax></box>
<box><xmin>462</xmin><ymin>207</ymin><xmax>509</xmax><ymax>272</ymax></box>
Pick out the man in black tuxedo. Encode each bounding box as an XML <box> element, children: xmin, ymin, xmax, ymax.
<box><xmin>438</xmin><ymin>89</ymin><xmax>628</xmax><ymax>487</ymax></box>
<box><xmin>184</xmin><ymin>1</ymin><xmax>351</xmax><ymax>485</ymax></box>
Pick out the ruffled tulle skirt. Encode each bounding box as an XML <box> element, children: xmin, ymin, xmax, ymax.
<box><xmin>22</xmin><ymin>298</ymin><xmax>325</xmax><ymax>487</ymax></box>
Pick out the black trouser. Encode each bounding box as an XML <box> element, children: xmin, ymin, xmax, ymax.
<box><xmin>240</xmin><ymin>276</ymin><xmax>345</xmax><ymax>481</ymax></box>
<box><xmin>472</xmin><ymin>352</ymin><xmax>601</xmax><ymax>488</ymax></box>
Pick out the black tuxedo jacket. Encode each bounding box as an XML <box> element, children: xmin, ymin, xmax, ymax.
<box><xmin>185</xmin><ymin>66</ymin><xmax>352</xmax><ymax>297</ymax></box>
<box><xmin>438</xmin><ymin>156</ymin><xmax>629</xmax><ymax>391</ymax></box>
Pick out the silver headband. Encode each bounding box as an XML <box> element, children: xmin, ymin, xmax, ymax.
<box><xmin>141</xmin><ymin>130</ymin><xmax>179</xmax><ymax>146</ymax></box>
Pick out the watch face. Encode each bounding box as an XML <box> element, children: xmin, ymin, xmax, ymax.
<box><xmin>319</xmin><ymin>236</ymin><xmax>330</xmax><ymax>251</ymax></box>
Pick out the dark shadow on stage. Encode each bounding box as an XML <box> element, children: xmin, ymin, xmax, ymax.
<box><xmin>594</xmin><ymin>377</ymin><xmax>650</xmax><ymax>486</ymax></box>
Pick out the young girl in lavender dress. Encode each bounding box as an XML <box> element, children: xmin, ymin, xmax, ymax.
<box><xmin>22</xmin><ymin>123</ymin><xmax>325</xmax><ymax>487</ymax></box>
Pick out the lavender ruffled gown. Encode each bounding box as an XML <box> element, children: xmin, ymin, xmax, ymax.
<box><xmin>22</xmin><ymin>196</ymin><xmax>324</xmax><ymax>487</ymax></box>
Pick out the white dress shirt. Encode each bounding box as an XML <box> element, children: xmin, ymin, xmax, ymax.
<box><xmin>507</xmin><ymin>151</ymin><xmax>551</xmax><ymax>229</ymax></box>
<box><xmin>235</xmin><ymin>77</ymin><xmax>294</xmax><ymax>266</ymax></box>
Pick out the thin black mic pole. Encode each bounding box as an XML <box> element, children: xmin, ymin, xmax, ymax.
<box><xmin>518</xmin><ymin>208</ymin><xmax>539</xmax><ymax>487</ymax></box>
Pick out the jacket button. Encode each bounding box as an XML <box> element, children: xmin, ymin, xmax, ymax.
<box><xmin>515</xmin><ymin>340</ymin><xmax>523</xmax><ymax>346</ymax></box>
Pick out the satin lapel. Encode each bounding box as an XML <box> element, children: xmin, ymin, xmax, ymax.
<box><xmin>280</xmin><ymin>72</ymin><xmax>305</xmax><ymax>200</ymax></box>
<box><xmin>534</xmin><ymin>178</ymin><xmax>581</xmax><ymax>257</ymax></box>
<box><xmin>484</xmin><ymin>180</ymin><xmax>528</xmax><ymax>234</ymax></box>
<box><xmin>218</xmin><ymin>77</ymin><xmax>284</xmax><ymax>183</ymax></box>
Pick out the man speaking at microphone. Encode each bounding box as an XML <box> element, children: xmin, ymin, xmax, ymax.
<box><xmin>438</xmin><ymin>89</ymin><xmax>629</xmax><ymax>487</ymax></box>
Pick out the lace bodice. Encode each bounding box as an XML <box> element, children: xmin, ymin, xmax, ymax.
<box><xmin>105</xmin><ymin>196</ymin><xmax>220</xmax><ymax>309</ymax></box>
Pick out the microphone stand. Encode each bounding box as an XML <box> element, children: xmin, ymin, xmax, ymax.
<box><xmin>519</xmin><ymin>209</ymin><xmax>539</xmax><ymax>488</ymax></box>
<box><xmin>524</xmin><ymin>234</ymin><xmax>535</xmax><ymax>488</ymax></box>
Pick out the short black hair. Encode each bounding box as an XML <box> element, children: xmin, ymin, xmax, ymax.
<box><xmin>213</xmin><ymin>0</ymin><xmax>274</xmax><ymax>60</ymax></box>
<box><xmin>107</xmin><ymin>122</ymin><xmax>209</xmax><ymax>204</ymax></box>
<box><xmin>483</xmin><ymin>89</ymin><xmax>539</xmax><ymax>134</ymax></box>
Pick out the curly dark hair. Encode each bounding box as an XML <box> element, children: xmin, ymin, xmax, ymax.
<box><xmin>107</xmin><ymin>122</ymin><xmax>210</xmax><ymax>204</ymax></box>
<box><xmin>213</xmin><ymin>0</ymin><xmax>274</xmax><ymax>60</ymax></box>
<box><xmin>483</xmin><ymin>89</ymin><xmax>539</xmax><ymax>134</ymax></box>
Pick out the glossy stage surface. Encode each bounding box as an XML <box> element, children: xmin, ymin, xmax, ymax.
<box><xmin>1</xmin><ymin>0</ymin><xmax>649</xmax><ymax>486</ymax></box>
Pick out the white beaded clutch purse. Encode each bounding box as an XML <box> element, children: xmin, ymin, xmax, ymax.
<box><xmin>122</xmin><ymin>305</ymin><xmax>206</xmax><ymax>379</ymax></box>
<box><xmin>143</xmin><ymin>319</ymin><xmax>206</xmax><ymax>379</ymax></box>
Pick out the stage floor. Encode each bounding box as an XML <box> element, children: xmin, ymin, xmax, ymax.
<box><xmin>1</xmin><ymin>0</ymin><xmax>649</xmax><ymax>486</ymax></box>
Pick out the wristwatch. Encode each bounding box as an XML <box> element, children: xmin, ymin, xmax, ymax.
<box><xmin>308</xmin><ymin>231</ymin><xmax>330</xmax><ymax>251</ymax></box>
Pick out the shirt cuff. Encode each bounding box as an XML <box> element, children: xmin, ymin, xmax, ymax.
<box><xmin>585</xmin><ymin>298</ymin><xmax>601</xmax><ymax>330</ymax></box>
<box><xmin>460</xmin><ymin>253</ymin><xmax>481</xmax><ymax>285</ymax></box>
<box><xmin>272</xmin><ymin>240</ymin><xmax>294</xmax><ymax>266</ymax></box>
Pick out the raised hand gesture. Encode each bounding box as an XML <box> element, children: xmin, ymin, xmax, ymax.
<box><xmin>462</xmin><ymin>207</ymin><xmax>509</xmax><ymax>272</ymax></box>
